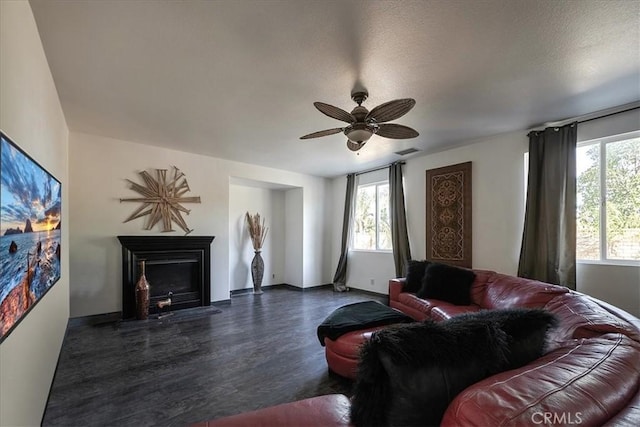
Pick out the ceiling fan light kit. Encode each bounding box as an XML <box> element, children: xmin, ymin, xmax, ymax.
<box><xmin>347</xmin><ymin>140</ymin><xmax>366</xmax><ymax>152</ymax></box>
<box><xmin>345</xmin><ymin>122</ymin><xmax>377</xmax><ymax>143</ymax></box>
<box><xmin>301</xmin><ymin>88</ymin><xmax>419</xmax><ymax>152</ymax></box>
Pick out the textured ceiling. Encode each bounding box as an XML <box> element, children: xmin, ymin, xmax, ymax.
<box><xmin>29</xmin><ymin>0</ymin><xmax>640</xmax><ymax>177</ymax></box>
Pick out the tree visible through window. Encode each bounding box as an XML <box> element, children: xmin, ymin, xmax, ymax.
<box><xmin>577</xmin><ymin>133</ymin><xmax>640</xmax><ymax>261</ymax></box>
<box><xmin>353</xmin><ymin>182</ymin><xmax>391</xmax><ymax>250</ymax></box>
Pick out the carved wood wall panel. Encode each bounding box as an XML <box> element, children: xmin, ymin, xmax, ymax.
<box><xmin>425</xmin><ymin>162</ymin><xmax>472</xmax><ymax>268</ymax></box>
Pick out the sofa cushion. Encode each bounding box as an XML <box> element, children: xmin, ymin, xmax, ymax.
<box><xmin>417</xmin><ymin>262</ymin><xmax>475</xmax><ymax>305</ymax></box>
<box><xmin>430</xmin><ymin>303</ymin><xmax>480</xmax><ymax>321</ymax></box>
<box><xmin>403</xmin><ymin>259</ymin><xmax>430</xmax><ymax>293</ymax></box>
<box><xmin>397</xmin><ymin>292</ymin><xmax>436</xmax><ymax>316</ymax></box>
<box><xmin>390</xmin><ymin>300</ymin><xmax>430</xmax><ymax>322</ymax></box>
<box><xmin>350</xmin><ymin>308</ymin><xmax>557</xmax><ymax>427</ymax></box>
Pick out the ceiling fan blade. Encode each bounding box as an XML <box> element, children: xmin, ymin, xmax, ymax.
<box><xmin>300</xmin><ymin>128</ymin><xmax>344</xmax><ymax>139</ymax></box>
<box><xmin>314</xmin><ymin>102</ymin><xmax>355</xmax><ymax>123</ymax></box>
<box><xmin>346</xmin><ymin>140</ymin><xmax>366</xmax><ymax>152</ymax></box>
<box><xmin>366</xmin><ymin>98</ymin><xmax>416</xmax><ymax>123</ymax></box>
<box><xmin>376</xmin><ymin>123</ymin><xmax>419</xmax><ymax>139</ymax></box>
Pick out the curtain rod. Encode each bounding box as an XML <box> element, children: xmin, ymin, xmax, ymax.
<box><xmin>531</xmin><ymin>102</ymin><xmax>640</xmax><ymax>130</ymax></box>
<box><xmin>577</xmin><ymin>105</ymin><xmax>639</xmax><ymax>125</ymax></box>
<box><xmin>354</xmin><ymin>161</ymin><xmax>405</xmax><ymax>177</ymax></box>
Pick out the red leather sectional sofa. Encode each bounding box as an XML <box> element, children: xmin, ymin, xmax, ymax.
<box><xmin>196</xmin><ymin>270</ymin><xmax>640</xmax><ymax>426</ymax></box>
<box><xmin>390</xmin><ymin>270</ymin><xmax>640</xmax><ymax>426</ymax></box>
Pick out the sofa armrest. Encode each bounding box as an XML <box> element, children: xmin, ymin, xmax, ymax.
<box><xmin>389</xmin><ymin>279</ymin><xmax>405</xmax><ymax>303</ymax></box>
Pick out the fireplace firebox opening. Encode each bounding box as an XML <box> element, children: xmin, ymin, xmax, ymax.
<box><xmin>118</xmin><ymin>236</ymin><xmax>215</xmax><ymax>319</ymax></box>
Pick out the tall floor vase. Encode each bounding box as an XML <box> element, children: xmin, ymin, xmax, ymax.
<box><xmin>251</xmin><ymin>250</ymin><xmax>264</xmax><ymax>294</ymax></box>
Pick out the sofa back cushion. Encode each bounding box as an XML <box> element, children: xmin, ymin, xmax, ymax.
<box><xmin>468</xmin><ymin>269</ymin><xmax>497</xmax><ymax>303</ymax></box>
<box><xmin>544</xmin><ymin>293</ymin><xmax>640</xmax><ymax>344</ymax></box>
<box><xmin>474</xmin><ymin>273</ymin><xmax>569</xmax><ymax>309</ymax></box>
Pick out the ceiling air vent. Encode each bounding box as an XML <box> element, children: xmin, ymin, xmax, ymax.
<box><xmin>394</xmin><ymin>147</ymin><xmax>420</xmax><ymax>156</ymax></box>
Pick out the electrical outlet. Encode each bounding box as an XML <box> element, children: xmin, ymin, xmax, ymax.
<box><xmin>370</xmin><ymin>278</ymin><xmax>375</xmax><ymax>286</ymax></box>
<box><xmin>272</xmin><ymin>273</ymin><xmax>275</xmax><ymax>279</ymax></box>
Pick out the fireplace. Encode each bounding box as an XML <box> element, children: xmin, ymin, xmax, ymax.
<box><xmin>118</xmin><ymin>235</ymin><xmax>215</xmax><ymax>319</ymax></box>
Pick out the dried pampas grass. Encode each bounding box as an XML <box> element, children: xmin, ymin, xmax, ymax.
<box><xmin>245</xmin><ymin>212</ymin><xmax>269</xmax><ymax>250</ymax></box>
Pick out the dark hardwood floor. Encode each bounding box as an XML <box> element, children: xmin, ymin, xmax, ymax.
<box><xmin>43</xmin><ymin>286</ymin><xmax>385</xmax><ymax>426</ymax></box>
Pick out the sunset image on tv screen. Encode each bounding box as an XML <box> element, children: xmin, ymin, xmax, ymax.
<box><xmin>0</xmin><ymin>133</ymin><xmax>61</xmax><ymax>341</ymax></box>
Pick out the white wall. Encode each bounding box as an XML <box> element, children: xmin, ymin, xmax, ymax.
<box><xmin>69</xmin><ymin>132</ymin><xmax>331</xmax><ymax>317</ymax></box>
<box><xmin>331</xmin><ymin>111</ymin><xmax>640</xmax><ymax>317</ymax></box>
<box><xmin>271</xmin><ymin>190</ymin><xmax>287</xmax><ymax>285</ymax></box>
<box><xmin>577</xmin><ymin>263</ymin><xmax>640</xmax><ymax>317</ymax></box>
<box><xmin>332</xmin><ymin>131</ymin><xmax>527</xmax><ymax>293</ymax></box>
<box><xmin>229</xmin><ymin>184</ymin><xmax>286</xmax><ymax>291</ymax></box>
<box><xmin>404</xmin><ymin>132</ymin><xmax>528</xmax><ymax>274</ymax></box>
<box><xmin>284</xmin><ymin>188</ymin><xmax>304</xmax><ymax>286</ymax></box>
<box><xmin>0</xmin><ymin>2</ymin><xmax>70</xmax><ymax>425</ymax></box>
<box><xmin>347</xmin><ymin>251</ymin><xmax>395</xmax><ymax>293</ymax></box>
<box><xmin>302</xmin><ymin>179</ymin><xmax>330</xmax><ymax>287</ymax></box>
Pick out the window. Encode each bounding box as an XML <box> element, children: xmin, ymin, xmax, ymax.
<box><xmin>352</xmin><ymin>181</ymin><xmax>391</xmax><ymax>251</ymax></box>
<box><xmin>577</xmin><ymin>131</ymin><xmax>640</xmax><ymax>262</ymax></box>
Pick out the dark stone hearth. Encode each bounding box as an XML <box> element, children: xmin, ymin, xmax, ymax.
<box><xmin>118</xmin><ymin>235</ymin><xmax>214</xmax><ymax>319</ymax></box>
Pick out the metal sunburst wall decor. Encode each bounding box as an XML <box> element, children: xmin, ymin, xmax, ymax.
<box><xmin>120</xmin><ymin>166</ymin><xmax>201</xmax><ymax>234</ymax></box>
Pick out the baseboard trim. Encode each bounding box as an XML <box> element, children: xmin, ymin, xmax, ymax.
<box><xmin>230</xmin><ymin>283</ymin><xmax>284</xmax><ymax>296</ymax></box>
<box><xmin>276</xmin><ymin>283</ymin><xmax>333</xmax><ymax>292</ymax></box>
<box><xmin>68</xmin><ymin>311</ymin><xmax>121</xmax><ymax>327</ymax></box>
<box><xmin>230</xmin><ymin>283</ymin><xmax>335</xmax><ymax>296</ymax></box>
<box><xmin>348</xmin><ymin>287</ymin><xmax>387</xmax><ymax>297</ymax></box>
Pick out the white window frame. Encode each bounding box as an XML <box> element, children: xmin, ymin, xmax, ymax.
<box><xmin>577</xmin><ymin>130</ymin><xmax>640</xmax><ymax>266</ymax></box>
<box><xmin>351</xmin><ymin>180</ymin><xmax>392</xmax><ymax>253</ymax></box>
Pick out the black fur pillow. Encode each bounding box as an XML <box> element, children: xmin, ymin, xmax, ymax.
<box><xmin>449</xmin><ymin>308</ymin><xmax>558</xmax><ymax>369</ymax></box>
<box><xmin>416</xmin><ymin>262</ymin><xmax>475</xmax><ymax>305</ymax></box>
<box><xmin>403</xmin><ymin>260</ymin><xmax>431</xmax><ymax>293</ymax></box>
<box><xmin>350</xmin><ymin>320</ymin><xmax>508</xmax><ymax>427</ymax></box>
<box><xmin>350</xmin><ymin>309</ymin><xmax>557</xmax><ymax>427</ymax></box>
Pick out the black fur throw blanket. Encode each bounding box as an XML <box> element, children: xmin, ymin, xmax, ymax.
<box><xmin>350</xmin><ymin>308</ymin><xmax>557</xmax><ymax>427</ymax></box>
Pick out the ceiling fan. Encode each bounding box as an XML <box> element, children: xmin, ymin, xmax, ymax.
<box><xmin>301</xmin><ymin>89</ymin><xmax>419</xmax><ymax>152</ymax></box>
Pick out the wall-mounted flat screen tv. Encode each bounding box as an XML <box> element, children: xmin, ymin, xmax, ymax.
<box><xmin>0</xmin><ymin>131</ymin><xmax>62</xmax><ymax>343</ymax></box>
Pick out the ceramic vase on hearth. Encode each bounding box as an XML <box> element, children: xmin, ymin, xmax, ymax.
<box><xmin>251</xmin><ymin>250</ymin><xmax>264</xmax><ymax>294</ymax></box>
<box><xmin>135</xmin><ymin>260</ymin><xmax>150</xmax><ymax>320</ymax></box>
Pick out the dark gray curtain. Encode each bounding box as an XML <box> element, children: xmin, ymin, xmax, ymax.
<box><xmin>518</xmin><ymin>122</ymin><xmax>577</xmax><ymax>289</ymax></box>
<box><xmin>332</xmin><ymin>173</ymin><xmax>356</xmax><ymax>291</ymax></box>
<box><xmin>389</xmin><ymin>162</ymin><xmax>412</xmax><ymax>277</ymax></box>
